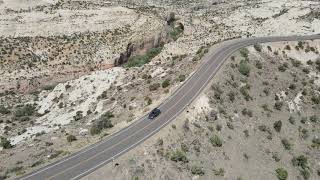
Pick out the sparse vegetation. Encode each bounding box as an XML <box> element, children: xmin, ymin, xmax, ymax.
<box><xmin>125</xmin><ymin>47</ymin><xmax>163</xmax><ymax>68</ymax></box>
<box><xmin>170</xmin><ymin>149</ymin><xmax>188</xmax><ymax>163</ymax></box>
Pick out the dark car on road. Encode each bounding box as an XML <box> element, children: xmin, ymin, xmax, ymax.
<box><xmin>148</xmin><ymin>108</ymin><xmax>161</xmax><ymax>119</ymax></box>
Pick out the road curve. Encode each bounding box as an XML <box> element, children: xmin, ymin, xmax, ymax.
<box><xmin>19</xmin><ymin>34</ymin><xmax>320</xmax><ymax>180</ymax></box>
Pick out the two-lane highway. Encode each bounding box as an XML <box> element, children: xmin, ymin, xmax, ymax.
<box><xmin>19</xmin><ymin>34</ymin><xmax>320</xmax><ymax>180</ymax></box>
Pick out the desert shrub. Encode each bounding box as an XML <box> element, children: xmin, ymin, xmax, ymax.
<box><xmin>281</xmin><ymin>139</ymin><xmax>292</xmax><ymax>150</ymax></box>
<box><xmin>178</xmin><ymin>74</ymin><xmax>186</xmax><ymax>82</ymax></box>
<box><xmin>0</xmin><ymin>136</ymin><xmax>12</xmax><ymax>149</ymax></box>
<box><xmin>227</xmin><ymin>122</ymin><xmax>234</xmax><ymax>130</ymax></box>
<box><xmin>289</xmin><ymin>83</ymin><xmax>296</xmax><ymax>90</ymax></box>
<box><xmin>312</xmin><ymin>137</ymin><xmax>320</xmax><ymax>148</ymax></box>
<box><xmin>181</xmin><ymin>143</ymin><xmax>188</xmax><ymax>152</ymax></box>
<box><xmin>274</xmin><ymin>101</ymin><xmax>283</xmax><ymax>111</ymax></box>
<box><xmin>213</xmin><ymin>168</ymin><xmax>225</xmax><ymax>176</ymax></box>
<box><xmin>149</xmin><ymin>83</ymin><xmax>160</xmax><ymax>91</ymax></box>
<box><xmin>169</xmin><ymin>25</ymin><xmax>184</xmax><ymax>41</ymax></box>
<box><xmin>302</xmin><ymin>68</ymin><xmax>310</xmax><ymax>74</ymax></box>
<box><xmin>43</xmin><ymin>85</ymin><xmax>56</xmax><ymax>91</ymax></box>
<box><xmin>276</xmin><ymin>168</ymin><xmax>288</xmax><ymax>180</ymax></box>
<box><xmin>90</xmin><ymin>112</ymin><xmax>114</xmax><ymax>135</ymax></box>
<box><xmin>242</xmin><ymin>108</ymin><xmax>253</xmax><ymax>117</ymax></box>
<box><xmin>170</xmin><ymin>149</ymin><xmax>188</xmax><ymax>163</ymax></box>
<box><xmin>67</xmin><ymin>135</ymin><xmax>77</xmax><ymax>142</ymax></box>
<box><xmin>243</xmin><ymin>130</ymin><xmax>249</xmax><ymax>137</ymax></box>
<box><xmin>273</xmin><ymin>120</ymin><xmax>282</xmax><ymax>132</ymax></box>
<box><xmin>311</xmin><ymin>94</ymin><xmax>320</xmax><ymax>104</ymax></box>
<box><xmin>228</xmin><ymin>91</ymin><xmax>235</xmax><ymax>102</ymax></box>
<box><xmin>0</xmin><ymin>105</ymin><xmax>10</xmax><ymax>115</ymax></box>
<box><xmin>292</xmin><ymin>155</ymin><xmax>310</xmax><ymax>180</ymax></box>
<box><xmin>272</xmin><ymin>152</ymin><xmax>281</xmax><ymax>162</ymax></box>
<box><xmin>309</xmin><ymin>115</ymin><xmax>318</xmax><ymax>123</ymax></box>
<box><xmin>285</xmin><ymin>45</ymin><xmax>291</xmax><ymax>50</ymax></box>
<box><xmin>291</xmin><ymin>59</ymin><xmax>302</xmax><ymax>67</ymax></box>
<box><xmin>15</xmin><ymin>104</ymin><xmax>36</xmax><ymax>117</ymax></box>
<box><xmin>253</xmin><ymin>44</ymin><xmax>262</xmax><ymax>52</ymax></box>
<box><xmin>240</xmin><ymin>86</ymin><xmax>251</xmax><ymax>101</ymax></box>
<box><xmin>288</xmin><ymin>116</ymin><xmax>295</xmax><ymax>125</ymax></box>
<box><xmin>238</xmin><ymin>60</ymin><xmax>250</xmax><ymax>76</ymax></box>
<box><xmin>210</xmin><ymin>135</ymin><xmax>223</xmax><ymax>147</ymax></box>
<box><xmin>58</xmin><ymin>102</ymin><xmax>64</xmax><ymax>109</ymax></box>
<box><xmin>162</xmin><ymin>79</ymin><xmax>170</xmax><ymax>88</ymax></box>
<box><xmin>73</xmin><ymin>111</ymin><xmax>83</xmax><ymax>121</ymax></box>
<box><xmin>145</xmin><ymin>96</ymin><xmax>152</xmax><ymax>105</ymax></box>
<box><xmin>300</xmin><ymin>128</ymin><xmax>309</xmax><ymax>140</ymax></box>
<box><xmin>278</xmin><ymin>63</ymin><xmax>288</xmax><ymax>72</ymax></box>
<box><xmin>298</xmin><ymin>41</ymin><xmax>304</xmax><ymax>49</ymax></box>
<box><xmin>255</xmin><ymin>60</ymin><xmax>263</xmax><ymax>69</ymax></box>
<box><xmin>191</xmin><ymin>166</ymin><xmax>205</xmax><ymax>175</ymax></box>
<box><xmin>240</xmin><ymin>48</ymin><xmax>249</xmax><ymax>58</ymax></box>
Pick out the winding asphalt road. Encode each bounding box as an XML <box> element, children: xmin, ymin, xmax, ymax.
<box><xmin>19</xmin><ymin>34</ymin><xmax>320</xmax><ymax>180</ymax></box>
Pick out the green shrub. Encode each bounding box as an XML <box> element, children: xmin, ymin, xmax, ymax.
<box><xmin>238</xmin><ymin>60</ymin><xmax>250</xmax><ymax>76</ymax></box>
<box><xmin>273</xmin><ymin>120</ymin><xmax>282</xmax><ymax>132</ymax></box>
<box><xmin>162</xmin><ymin>79</ymin><xmax>170</xmax><ymax>88</ymax></box>
<box><xmin>240</xmin><ymin>86</ymin><xmax>251</xmax><ymax>101</ymax></box>
<box><xmin>170</xmin><ymin>149</ymin><xmax>188</xmax><ymax>163</ymax></box>
<box><xmin>67</xmin><ymin>135</ymin><xmax>77</xmax><ymax>142</ymax></box>
<box><xmin>276</xmin><ymin>168</ymin><xmax>288</xmax><ymax>180</ymax></box>
<box><xmin>240</xmin><ymin>48</ymin><xmax>249</xmax><ymax>58</ymax></box>
<box><xmin>210</xmin><ymin>135</ymin><xmax>223</xmax><ymax>147</ymax></box>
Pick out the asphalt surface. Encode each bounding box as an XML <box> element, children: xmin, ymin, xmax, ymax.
<box><xmin>19</xmin><ymin>34</ymin><xmax>320</xmax><ymax>180</ymax></box>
